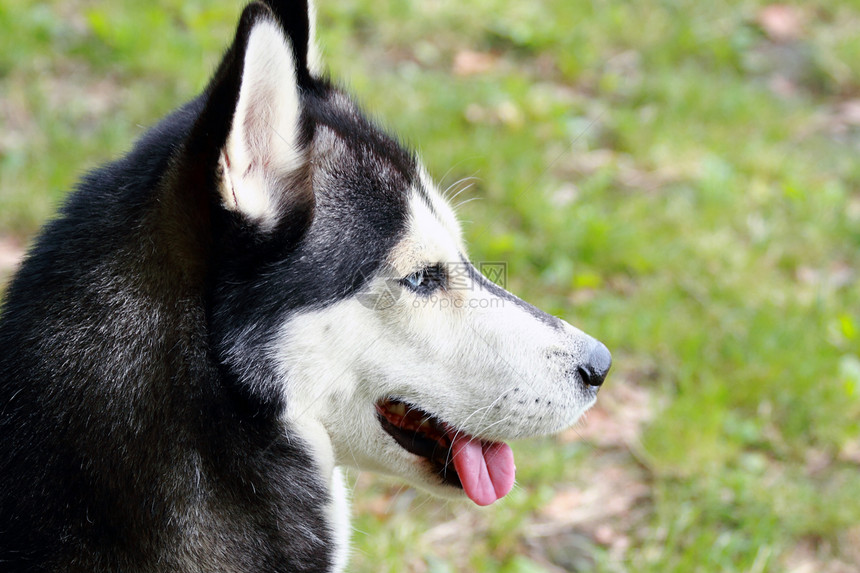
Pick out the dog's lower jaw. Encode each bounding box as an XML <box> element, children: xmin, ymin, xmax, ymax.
<box><xmin>288</xmin><ymin>416</ymin><xmax>351</xmax><ymax>573</ymax></box>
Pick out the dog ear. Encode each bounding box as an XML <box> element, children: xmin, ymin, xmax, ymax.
<box><xmin>223</xmin><ymin>1</ymin><xmax>325</xmax><ymax>229</ymax></box>
<box><xmin>181</xmin><ymin>2</ymin><xmax>322</xmax><ymax>232</ymax></box>
<box><xmin>219</xmin><ymin>11</ymin><xmax>306</xmax><ymax>227</ymax></box>
<box><xmin>260</xmin><ymin>0</ymin><xmax>324</xmax><ymax>80</ymax></box>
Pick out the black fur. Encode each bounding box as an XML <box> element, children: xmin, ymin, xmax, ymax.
<box><xmin>264</xmin><ymin>0</ymin><xmax>315</xmax><ymax>86</ymax></box>
<box><xmin>0</xmin><ymin>2</ymin><xmax>417</xmax><ymax>571</ymax></box>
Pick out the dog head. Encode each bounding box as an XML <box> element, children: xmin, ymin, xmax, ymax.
<box><xmin>185</xmin><ymin>0</ymin><xmax>610</xmax><ymax>506</ymax></box>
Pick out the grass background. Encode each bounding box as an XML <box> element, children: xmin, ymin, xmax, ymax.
<box><xmin>2</xmin><ymin>0</ymin><xmax>860</xmax><ymax>571</ymax></box>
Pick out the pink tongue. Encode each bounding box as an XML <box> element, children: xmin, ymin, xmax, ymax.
<box><xmin>450</xmin><ymin>434</ymin><xmax>515</xmax><ymax>506</ymax></box>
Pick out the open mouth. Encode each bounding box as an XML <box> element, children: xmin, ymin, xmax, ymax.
<box><xmin>375</xmin><ymin>398</ymin><xmax>516</xmax><ymax>506</ymax></box>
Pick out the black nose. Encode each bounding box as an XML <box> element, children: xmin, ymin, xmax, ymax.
<box><xmin>577</xmin><ymin>341</ymin><xmax>612</xmax><ymax>387</ymax></box>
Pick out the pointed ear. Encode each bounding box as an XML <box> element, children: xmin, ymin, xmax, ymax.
<box><xmin>179</xmin><ymin>2</ymin><xmax>320</xmax><ymax>232</ymax></box>
<box><xmin>218</xmin><ymin>10</ymin><xmax>309</xmax><ymax>227</ymax></box>
<box><xmin>262</xmin><ymin>0</ymin><xmax>324</xmax><ymax>79</ymax></box>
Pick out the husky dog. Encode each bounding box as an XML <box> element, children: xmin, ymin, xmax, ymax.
<box><xmin>0</xmin><ymin>1</ymin><xmax>610</xmax><ymax>571</ymax></box>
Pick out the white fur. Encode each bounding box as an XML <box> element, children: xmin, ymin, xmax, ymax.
<box><xmin>326</xmin><ymin>468</ymin><xmax>351</xmax><ymax>573</ymax></box>
<box><xmin>271</xmin><ymin>172</ymin><xmax>600</xmax><ymax>506</ymax></box>
<box><xmin>417</xmin><ymin>166</ymin><xmax>464</xmax><ymax>250</ymax></box>
<box><xmin>306</xmin><ymin>0</ymin><xmax>324</xmax><ymax>76</ymax></box>
<box><xmin>220</xmin><ymin>20</ymin><xmax>304</xmax><ymax>227</ymax></box>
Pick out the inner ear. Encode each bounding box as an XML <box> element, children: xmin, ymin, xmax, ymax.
<box><xmin>218</xmin><ymin>16</ymin><xmax>309</xmax><ymax>228</ymax></box>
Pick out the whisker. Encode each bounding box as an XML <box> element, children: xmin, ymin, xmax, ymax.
<box><xmin>437</xmin><ymin>160</ymin><xmax>481</xmax><ymax>192</ymax></box>
<box><xmin>452</xmin><ymin>196</ymin><xmax>481</xmax><ymax>211</ymax></box>
<box><xmin>445</xmin><ymin>177</ymin><xmax>480</xmax><ymax>202</ymax></box>
<box><xmin>474</xmin><ymin>415</ymin><xmax>514</xmax><ymax>439</ymax></box>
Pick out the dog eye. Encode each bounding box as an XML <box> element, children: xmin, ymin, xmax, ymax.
<box><xmin>404</xmin><ymin>270</ymin><xmax>425</xmax><ymax>289</ymax></box>
<box><xmin>401</xmin><ymin>264</ymin><xmax>446</xmax><ymax>294</ymax></box>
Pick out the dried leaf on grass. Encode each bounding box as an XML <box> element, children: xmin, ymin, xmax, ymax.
<box><xmin>783</xmin><ymin>537</ymin><xmax>859</xmax><ymax>573</ymax></box>
<box><xmin>0</xmin><ymin>237</ymin><xmax>24</xmax><ymax>275</ymax></box>
<box><xmin>757</xmin><ymin>5</ymin><xmax>806</xmax><ymax>43</ymax></box>
<box><xmin>560</xmin><ymin>377</ymin><xmax>658</xmax><ymax>449</ymax></box>
<box><xmin>453</xmin><ymin>50</ymin><xmax>500</xmax><ymax>77</ymax></box>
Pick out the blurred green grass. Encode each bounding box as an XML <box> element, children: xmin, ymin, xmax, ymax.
<box><xmin>2</xmin><ymin>0</ymin><xmax>860</xmax><ymax>571</ymax></box>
